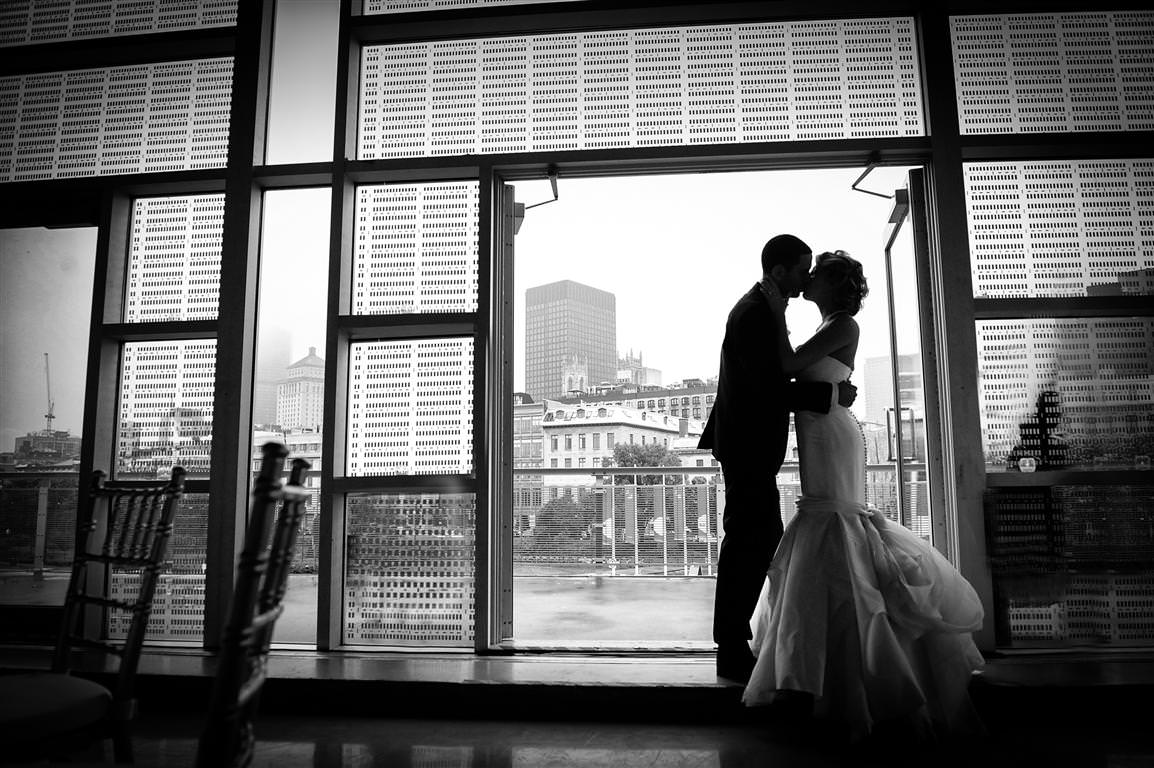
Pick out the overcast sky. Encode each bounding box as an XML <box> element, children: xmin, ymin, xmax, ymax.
<box><xmin>512</xmin><ymin>166</ymin><xmax>919</xmax><ymax>393</ymax></box>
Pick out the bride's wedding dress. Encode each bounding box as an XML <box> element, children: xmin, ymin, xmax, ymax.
<box><xmin>744</xmin><ymin>356</ymin><xmax>985</xmax><ymax>741</ymax></box>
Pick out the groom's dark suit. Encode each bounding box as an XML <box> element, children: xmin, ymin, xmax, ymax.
<box><xmin>699</xmin><ymin>282</ymin><xmax>834</xmax><ymax>677</ymax></box>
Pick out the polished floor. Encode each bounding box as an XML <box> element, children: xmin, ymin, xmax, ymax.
<box><xmin>5</xmin><ymin>651</ymin><xmax>1154</xmax><ymax>767</ymax></box>
<box><xmin>29</xmin><ymin>707</ymin><xmax>1154</xmax><ymax>768</ymax></box>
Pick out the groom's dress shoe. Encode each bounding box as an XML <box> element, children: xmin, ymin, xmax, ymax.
<box><xmin>716</xmin><ymin>646</ymin><xmax>756</xmax><ymax>684</ymax></box>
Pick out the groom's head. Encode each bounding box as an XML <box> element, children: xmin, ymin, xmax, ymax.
<box><xmin>761</xmin><ymin>234</ymin><xmax>813</xmax><ymax>298</ymax></box>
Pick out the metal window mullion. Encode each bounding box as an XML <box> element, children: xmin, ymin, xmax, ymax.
<box><xmin>75</xmin><ymin>189</ymin><xmax>128</xmax><ymax>644</ymax></box>
<box><xmin>349</xmin><ymin>137</ymin><xmax>931</xmax><ymax>178</ymax></box>
<box><xmin>918</xmin><ymin>8</ymin><xmax>995</xmax><ymax>651</ymax></box>
<box><xmin>974</xmin><ymin>296</ymin><xmax>1154</xmax><ymax>320</ymax></box>
<box><xmin>203</xmin><ymin>0</ymin><xmax>275</xmax><ymax>652</ymax></box>
<box><xmin>473</xmin><ymin>165</ymin><xmax>496</xmax><ymax>652</ymax></box>
<box><xmin>339</xmin><ymin>315</ymin><xmax>477</xmax><ymax>341</ymax></box>
<box><xmin>350</xmin><ymin>1</ymin><xmax>925</xmax><ymax>46</ymax></box>
<box><xmin>333</xmin><ymin>475</ymin><xmax>477</xmax><ymax>495</ymax></box>
<box><xmin>959</xmin><ymin>132</ymin><xmax>1154</xmax><ymax>162</ymax></box>
<box><xmin>101</xmin><ymin>320</ymin><xmax>219</xmax><ymax>341</ymax></box>
<box><xmin>907</xmin><ymin>170</ymin><xmax>951</xmax><ymax>562</ymax></box>
<box><xmin>0</xmin><ymin>27</ymin><xmax>236</xmax><ymax>78</ymax></box>
<box><xmin>318</xmin><ymin>0</ymin><xmax>357</xmax><ymax>651</ymax></box>
<box><xmin>985</xmin><ymin>469</ymin><xmax>1151</xmax><ymax>488</ymax></box>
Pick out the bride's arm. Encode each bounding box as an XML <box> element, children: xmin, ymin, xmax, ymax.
<box><xmin>770</xmin><ymin>309</ymin><xmax>859</xmax><ymax>376</ymax></box>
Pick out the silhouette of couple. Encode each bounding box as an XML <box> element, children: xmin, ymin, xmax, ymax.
<box><xmin>700</xmin><ymin>234</ymin><xmax>985</xmax><ymax>743</ymax></box>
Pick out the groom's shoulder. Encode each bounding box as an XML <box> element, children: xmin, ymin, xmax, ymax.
<box><xmin>729</xmin><ymin>284</ymin><xmax>767</xmax><ymax>317</ymax></box>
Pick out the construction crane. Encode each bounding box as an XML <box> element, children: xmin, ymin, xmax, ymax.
<box><xmin>43</xmin><ymin>352</ymin><xmax>55</xmax><ymax>433</ymax></box>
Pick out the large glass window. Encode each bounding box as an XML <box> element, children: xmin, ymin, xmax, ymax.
<box><xmin>253</xmin><ymin>188</ymin><xmax>332</xmax><ymax>645</ymax></box>
<box><xmin>0</xmin><ymin>227</ymin><xmax>95</xmax><ymax>608</ymax></box>
<box><xmin>510</xmin><ymin>166</ymin><xmax>920</xmax><ymax>648</ymax></box>
<box><xmin>967</xmin><ymin>157</ymin><xmax>1154</xmax><ymax>648</ymax></box>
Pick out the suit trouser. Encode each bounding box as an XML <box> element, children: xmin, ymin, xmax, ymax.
<box><xmin>713</xmin><ymin>463</ymin><xmax>783</xmax><ymax>650</ymax></box>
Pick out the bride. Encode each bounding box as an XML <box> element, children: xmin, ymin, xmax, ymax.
<box><xmin>745</xmin><ymin>250</ymin><xmax>986</xmax><ymax>742</ymax></box>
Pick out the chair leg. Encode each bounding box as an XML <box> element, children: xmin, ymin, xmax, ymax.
<box><xmin>113</xmin><ymin>722</ymin><xmax>135</xmax><ymax>764</ymax></box>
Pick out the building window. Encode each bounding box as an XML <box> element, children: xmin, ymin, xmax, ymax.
<box><xmin>607</xmin><ymin>433</ymin><xmax>615</xmax><ymax>448</ymax></box>
<box><xmin>565</xmin><ymin>435</ymin><xmax>572</xmax><ymax>451</ymax></box>
<box><xmin>593</xmin><ymin>433</ymin><xmax>600</xmax><ymax>450</ymax></box>
<box><xmin>579</xmin><ymin>434</ymin><xmax>586</xmax><ymax>449</ymax></box>
<box><xmin>551</xmin><ymin>436</ymin><xmax>558</xmax><ymax>451</ymax></box>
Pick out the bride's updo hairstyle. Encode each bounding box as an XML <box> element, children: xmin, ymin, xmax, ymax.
<box><xmin>815</xmin><ymin>250</ymin><xmax>869</xmax><ymax>315</ymax></box>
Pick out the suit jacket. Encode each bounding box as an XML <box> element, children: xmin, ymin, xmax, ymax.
<box><xmin>699</xmin><ymin>283</ymin><xmax>834</xmax><ymax>474</ymax></box>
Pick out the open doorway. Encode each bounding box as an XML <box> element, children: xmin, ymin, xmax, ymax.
<box><xmin>508</xmin><ymin>166</ymin><xmax>926</xmax><ymax>649</ymax></box>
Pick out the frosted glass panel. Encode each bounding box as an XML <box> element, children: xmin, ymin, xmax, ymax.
<box><xmin>126</xmin><ymin>195</ymin><xmax>224</xmax><ymax>322</ymax></box>
<box><xmin>346</xmin><ymin>338</ymin><xmax>474</xmax><ymax>477</ymax></box>
<box><xmin>344</xmin><ymin>492</ymin><xmax>475</xmax><ymax>646</ymax></box>
<box><xmin>965</xmin><ymin>160</ymin><xmax>1154</xmax><ymax>298</ymax></box>
<box><xmin>116</xmin><ymin>340</ymin><xmax>217</xmax><ymax>479</ymax></box>
<box><xmin>975</xmin><ymin>318</ymin><xmax>1154</xmax><ymax>471</ymax></box>
<box><xmin>0</xmin><ymin>58</ymin><xmax>233</xmax><ymax>181</ymax></box>
<box><xmin>951</xmin><ymin>12</ymin><xmax>1154</xmax><ymax>134</ymax></box>
<box><xmin>0</xmin><ymin>0</ymin><xmax>237</xmax><ymax>47</ymax></box>
<box><xmin>109</xmin><ymin>493</ymin><xmax>208</xmax><ymax>643</ymax></box>
<box><xmin>353</xmin><ymin>182</ymin><xmax>479</xmax><ymax>315</ymax></box>
<box><xmin>986</xmin><ymin>486</ymin><xmax>1154</xmax><ymax>647</ymax></box>
<box><xmin>359</xmin><ymin>18</ymin><xmax>924</xmax><ymax>158</ymax></box>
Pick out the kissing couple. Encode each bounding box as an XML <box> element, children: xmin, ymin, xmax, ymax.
<box><xmin>700</xmin><ymin>234</ymin><xmax>986</xmax><ymax>743</ymax></box>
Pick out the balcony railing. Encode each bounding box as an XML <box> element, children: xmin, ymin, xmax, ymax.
<box><xmin>512</xmin><ymin>463</ymin><xmax>930</xmax><ymax>577</ymax></box>
<box><xmin>0</xmin><ymin>472</ymin><xmax>79</xmax><ymax>578</ymax></box>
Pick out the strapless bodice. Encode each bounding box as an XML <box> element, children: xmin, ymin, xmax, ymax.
<box><xmin>795</xmin><ymin>355</ymin><xmax>852</xmax><ymax>384</ymax></box>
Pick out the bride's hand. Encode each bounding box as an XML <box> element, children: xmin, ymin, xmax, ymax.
<box><xmin>764</xmin><ymin>287</ymin><xmax>787</xmax><ymax>316</ymax></box>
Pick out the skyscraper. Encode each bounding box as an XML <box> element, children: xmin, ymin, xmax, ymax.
<box><xmin>276</xmin><ymin>346</ymin><xmax>325</xmax><ymax>431</ymax></box>
<box><xmin>524</xmin><ymin>280</ymin><xmax>616</xmax><ymax>400</ymax></box>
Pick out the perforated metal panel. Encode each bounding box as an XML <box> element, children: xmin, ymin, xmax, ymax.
<box><xmin>344</xmin><ymin>492</ymin><xmax>475</xmax><ymax>646</ymax></box>
<box><xmin>126</xmin><ymin>195</ymin><xmax>223</xmax><ymax>322</ymax></box>
<box><xmin>358</xmin><ymin>18</ymin><xmax>924</xmax><ymax>159</ymax></box>
<box><xmin>364</xmin><ymin>0</ymin><xmax>582</xmax><ymax>13</ymax></box>
<box><xmin>975</xmin><ymin>318</ymin><xmax>1154</xmax><ymax>469</ymax></box>
<box><xmin>0</xmin><ymin>58</ymin><xmax>232</xmax><ymax>181</ymax></box>
<box><xmin>0</xmin><ymin>0</ymin><xmax>237</xmax><ymax>47</ymax></box>
<box><xmin>116</xmin><ymin>340</ymin><xmax>217</xmax><ymax>478</ymax></box>
<box><xmin>965</xmin><ymin>160</ymin><xmax>1154</xmax><ymax>298</ymax></box>
<box><xmin>951</xmin><ymin>12</ymin><xmax>1154</xmax><ymax>134</ymax></box>
<box><xmin>988</xmin><ymin>483</ymin><xmax>1154</xmax><ymax>646</ymax></box>
<box><xmin>346</xmin><ymin>338</ymin><xmax>474</xmax><ymax>477</ymax></box>
<box><xmin>354</xmin><ymin>182</ymin><xmax>479</xmax><ymax>315</ymax></box>
<box><xmin>110</xmin><ymin>494</ymin><xmax>208</xmax><ymax>642</ymax></box>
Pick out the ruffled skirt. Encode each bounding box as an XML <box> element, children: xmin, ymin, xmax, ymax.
<box><xmin>744</xmin><ymin>497</ymin><xmax>986</xmax><ymax>741</ymax></box>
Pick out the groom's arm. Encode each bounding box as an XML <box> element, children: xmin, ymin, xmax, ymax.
<box><xmin>784</xmin><ymin>380</ymin><xmax>837</xmax><ymax>414</ymax></box>
<box><xmin>785</xmin><ymin>380</ymin><xmax>856</xmax><ymax>413</ymax></box>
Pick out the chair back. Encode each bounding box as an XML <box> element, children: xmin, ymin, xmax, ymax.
<box><xmin>53</xmin><ymin>467</ymin><xmax>186</xmax><ymax>702</ymax></box>
<box><xmin>197</xmin><ymin>442</ymin><xmax>311</xmax><ymax>768</ymax></box>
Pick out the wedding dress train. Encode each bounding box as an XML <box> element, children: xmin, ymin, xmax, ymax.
<box><xmin>743</xmin><ymin>356</ymin><xmax>985</xmax><ymax>741</ymax></box>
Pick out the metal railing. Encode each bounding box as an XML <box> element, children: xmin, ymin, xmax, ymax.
<box><xmin>0</xmin><ymin>472</ymin><xmax>79</xmax><ymax>577</ymax></box>
<box><xmin>512</xmin><ymin>463</ymin><xmax>929</xmax><ymax>577</ymax></box>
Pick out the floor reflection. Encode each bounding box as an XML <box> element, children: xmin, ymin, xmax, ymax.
<box><xmin>113</xmin><ymin>710</ymin><xmax>1151</xmax><ymax>768</ymax></box>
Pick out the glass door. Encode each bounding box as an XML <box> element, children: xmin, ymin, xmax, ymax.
<box><xmin>880</xmin><ymin>168</ymin><xmax>950</xmax><ymax>552</ymax></box>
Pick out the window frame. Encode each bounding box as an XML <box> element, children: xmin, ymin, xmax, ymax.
<box><xmin>4</xmin><ymin>0</ymin><xmax>1150</xmax><ymax>655</ymax></box>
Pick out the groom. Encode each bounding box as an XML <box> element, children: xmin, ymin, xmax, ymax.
<box><xmin>700</xmin><ymin>233</ymin><xmax>856</xmax><ymax>683</ymax></box>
